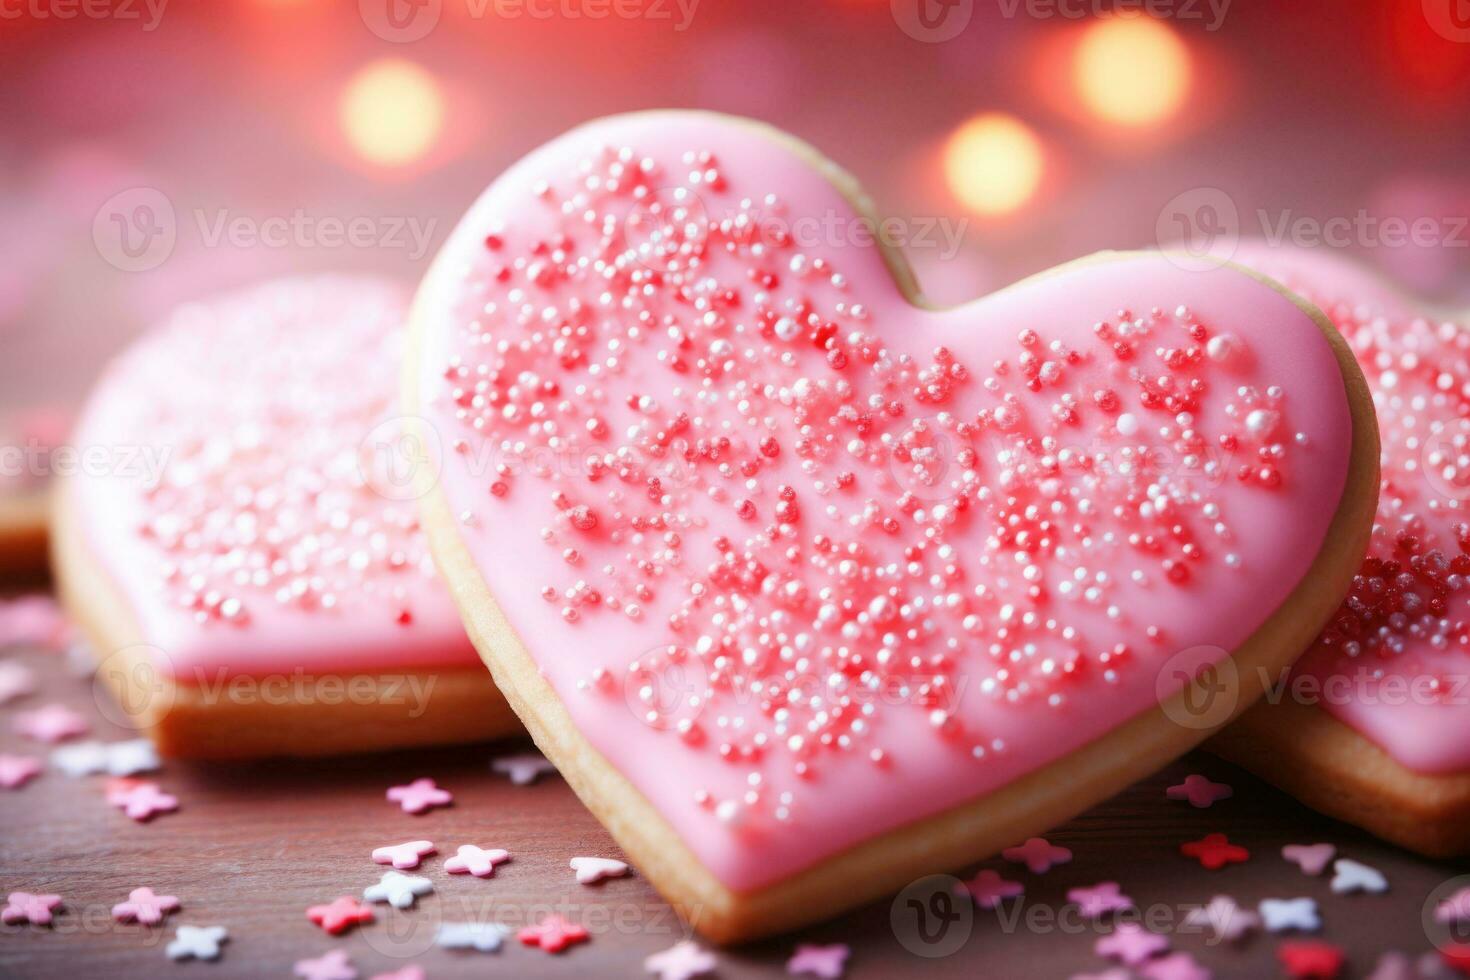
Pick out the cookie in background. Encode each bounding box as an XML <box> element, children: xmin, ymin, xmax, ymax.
<box><xmin>53</xmin><ymin>275</ymin><xmax>519</xmax><ymax>758</ymax></box>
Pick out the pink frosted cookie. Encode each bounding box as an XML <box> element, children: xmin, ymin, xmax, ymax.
<box><xmin>405</xmin><ymin>112</ymin><xmax>1377</xmax><ymax>941</ymax></box>
<box><xmin>1209</xmin><ymin>242</ymin><xmax>1470</xmax><ymax>856</ymax></box>
<box><xmin>0</xmin><ymin>407</ymin><xmax>68</xmax><ymax>577</ymax></box>
<box><xmin>55</xmin><ymin>276</ymin><xmax>518</xmax><ymax>758</ymax></box>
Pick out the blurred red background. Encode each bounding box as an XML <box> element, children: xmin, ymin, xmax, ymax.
<box><xmin>2</xmin><ymin>0</ymin><xmax>1468</xmax><ymax>416</ymax></box>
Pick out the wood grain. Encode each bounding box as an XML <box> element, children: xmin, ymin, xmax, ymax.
<box><xmin>2</xmin><ymin>604</ymin><xmax>1468</xmax><ymax>979</ymax></box>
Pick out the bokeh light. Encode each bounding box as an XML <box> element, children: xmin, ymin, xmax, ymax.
<box><xmin>1073</xmin><ymin>17</ymin><xmax>1191</xmax><ymax>128</ymax></box>
<box><xmin>942</xmin><ymin>113</ymin><xmax>1045</xmax><ymax>217</ymax></box>
<box><xmin>339</xmin><ymin>59</ymin><xmax>444</xmax><ymax>169</ymax></box>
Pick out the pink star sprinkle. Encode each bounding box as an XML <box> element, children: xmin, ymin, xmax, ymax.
<box><xmin>0</xmin><ymin>596</ymin><xmax>66</xmax><ymax>649</ymax></box>
<box><xmin>2</xmin><ymin>891</ymin><xmax>62</xmax><ymax>925</ymax></box>
<box><xmin>112</xmin><ymin>886</ymin><xmax>180</xmax><ymax>925</ymax></box>
<box><xmin>294</xmin><ymin>948</ymin><xmax>357</xmax><ymax>980</ymax></box>
<box><xmin>645</xmin><ymin>939</ymin><xmax>718</xmax><ymax>980</ymax></box>
<box><xmin>444</xmin><ymin>844</ymin><xmax>511</xmax><ymax>878</ymax></box>
<box><xmin>368</xmin><ymin>969</ymin><xmax>424</xmax><ymax>980</ymax></box>
<box><xmin>1003</xmin><ymin>837</ymin><xmax>1073</xmax><ymax>873</ymax></box>
<box><xmin>372</xmin><ymin>840</ymin><xmax>436</xmax><ymax>870</ymax></box>
<box><xmin>1436</xmin><ymin>886</ymin><xmax>1470</xmax><ymax>923</ymax></box>
<box><xmin>386</xmin><ymin>777</ymin><xmax>452</xmax><ymax>814</ymax></box>
<box><xmin>787</xmin><ymin>943</ymin><xmax>850</xmax><ymax>978</ymax></box>
<box><xmin>0</xmin><ymin>753</ymin><xmax>42</xmax><ymax>789</ymax></box>
<box><xmin>307</xmin><ymin>896</ymin><xmax>375</xmax><ymax>935</ymax></box>
<box><xmin>0</xmin><ymin>660</ymin><xmax>36</xmax><ymax>703</ymax></box>
<box><xmin>105</xmin><ymin>778</ymin><xmax>178</xmax><ymax>822</ymax></box>
<box><xmin>1068</xmin><ymin>882</ymin><xmax>1135</xmax><ymax>918</ymax></box>
<box><xmin>1282</xmin><ymin>843</ymin><xmax>1336</xmax><ymax>876</ymax></box>
<box><xmin>1166</xmin><ymin>774</ymin><xmax>1233</xmax><ymax>809</ymax></box>
<box><xmin>957</xmin><ymin>869</ymin><xmax>1023</xmax><ymax>908</ymax></box>
<box><xmin>1096</xmin><ymin>923</ymin><xmax>1170</xmax><ymax>966</ymax></box>
<box><xmin>518</xmin><ymin>913</ymin><xmax>589</xmax><ymax>953</ymax></box>
<box><xmin>492</xmin><ymin>751</ymin><xmax>557</xmax><ymax>785</ymax></box>
<box><xmin>1140</xmin><ymin>951</ymin><xmax>1213</xmax><ymax>980</ymax></box>
<box><xmin>12</xmin><ymin>703</ymin><xmax>88</xmax><ymax>743</ymax></box>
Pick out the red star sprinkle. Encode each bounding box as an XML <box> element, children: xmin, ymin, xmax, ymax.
<box><xmin>307</xmin><ymin>896</ymin><xmax>375</xmax><ymax>935</ymax></box>
<box><xmin>518</xmin><ymin>913</ymin><xmax>590</xmax><ymax>953</ymax></box>
<box><xmin>1180</xmin><ymin>833</ymin><xmax>1249</xmax><ymax>870</ymax></box>
<box><xmin>1277</xmin><ymin>940</ymin><xmax>1345</xmax><ymax>979</ymax></box>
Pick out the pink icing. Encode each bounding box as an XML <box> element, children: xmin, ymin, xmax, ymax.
<box><xmin>69</xmin><ymin>276</ymin><xmax>478</xmax><ymax>679</ymax></box>
<box><xmin>414</xmin><ymin>113</ymin><xmax>1354</xmax><ymax>890</ymax></box>
<box><xmin>1230</xmin><ymin>241</ymin><xmax>1470</xmax><ymax>775</ymax></box>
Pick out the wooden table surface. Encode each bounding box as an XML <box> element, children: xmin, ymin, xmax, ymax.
<box><xmin>3</xmin><ymin>586</ymin><xmax>1468</xmax><ymax>980</ymax></box>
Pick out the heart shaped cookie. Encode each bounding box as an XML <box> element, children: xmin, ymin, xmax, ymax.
<box><xmin>407</xmin><ymin>112</ymin><xmax>1378</xmax><ymax>940</ymax></box>
<box><xmin>55</xmin><ymin>276</ymin><xmax>518</xmax><ymax>758</ymax></box>
<box><xmin>1209</xmin><ymin>242</ymin><xmax>1470</xmax><ymax>856</ymax></box>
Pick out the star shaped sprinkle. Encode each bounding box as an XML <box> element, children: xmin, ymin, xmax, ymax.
<box><xmin>1260</xmin><ymin>897</ymin><xmax>1321</xmax><ymax>933</ymax></box>
<box><xmin>112</xmin><ymin>887</ymin><xmax>180</xmax><ymax>925</ymax></box>
<box><xmin>570</xmin><ymin>856</ymin><xmax>630</xmax><ymax>884</ymax></box>
<box><xmin>444</xmin><ymin>844</ymin><xmax>511</xmax><ymax>878</ymax></box>
<box><xmin>1183</xmin><ymin>894</ymin><xmax>1259</xmax><ymax>942</ymax></box>
<box><xmin>364</xmin><ymin>871</ymin><xmax>433</xmax><ymax>910</ymax></box>
<box><xmin>1069</xmin><ymin>971</ymin><xmax>1131</xmax><ymax>980</ymax></box>
<box><xmin>0</xmin><ymin>660</ymin><xmax>36</xmax><ymax>703</ymax></box>
<box><xmin>787</xmin><ymin>942</ymin><xmax>850</xmax><ymax>978</ymax></box>
<box><xmin>12</xmin><ymin>703</ymin><xmax>88</xmax><ymax>743</ymax></box>
<box><xmin>106</xmin><ymin>778</ymin><xmax>178</xmax><ymax>822</ymax></box>
<box><xmin>1002</xmin><ymin>837</ymin><xmax>1073</xmax><ymax>873</ymax></box>
<box><xmin>386</xmin><ymin>777</ymin><xmax>452</xmax><ymax>814</ymax></box>
<box><xmin>53</xmin><ymin>739</ymin><xmax>160</xmax><ymax>777</ymax></box>
<box><xmin>166</xmin><ymin>924</ymin><xmax>228</xmax><ymax>961</ymax></box>
<box><xmin>437</xmin><ymin>921</ymin><xmax>508</xmax><ymax>952</ymax></box>
<box><xmin>294</xmin><ymin>949</ymin><xmax>357</xmax><ymax>980</ymax></box>
<box><xmin>1140</xmin><ymin>952</ymin><xmax>1212</xmax><ymax>980</ymax></box>
<box><xmin>369</xmin><ymin>969</ymin><xmax>425</xmax><ymax>980</ymax></box>
<box><xmin>1277</xmin><ymin>940</ymin><xmax>1345</xmax><ymax>979</ymax></box>
<box><xmin>1282</xmin><ymin>843</ymin><xmax>1336</xmax><ymax>876</ymax></box>
<box><xmin>0</xmin><ymin>753</ymin><xmax>42</xmax><ymax>789</ymax></box>
<box><xmin>957</xmin><ymin>869</ymin><xmax>1023</xmax><ymax>908</ymax></box>
<box><xmin>1096</xmin><ymin>923</ymin><xmax>1170</xmax><ymax>966</ymax></box>
<box><xmin>1436</xmin><ymin>886</ymin><xmax>1470</xmax><ymax>923</ymax></box>
<box><xmin>1363</xmin><ymin>951</ymin><xmax>1416</xmax><ymax>980</ymax></box>
<box><xmin>1166</xmin><ymin>774</ymin><xmax>1233</xmax><ymax>808</ymax></box>
<box><xmin>372</xmin><ymin>840</ymin><xmax>436</xmax><ymax>870</ymax></box>
<box><xmin>0</xmin><ymin>595</ymin><xmax>66</xmax><ymax>649</ymax></box>
<box><xmin>1180</xmin><ymin>833</ymin><xmax>1249</xmax><ymax>870</ymax></box>
<box><xmin>2</xmin><ymin>891</ymin><xmax>62</xmax><ymax>925</ymax></box>
<box><xmin>104</xmin><ymin>739</ymin><xmax>161</xmax><ymax>776</ymax></box>
<box><xmin>1068</xmin><ymin>882</ymin><xmax>1134</xmax><ymax>919</ymax></box>
<box><xmin>492</xmin><ymin>752</ymin><xmax>557</xmax><ymax>785</ymax></box>
<box><xmin>645</xmin><ymin>939</ymin><xmax>718</xmax><ymax>980</ymax></box>
<box><xmin>518</xmin><ymin>913</ymin><xmax>590</xmax><ymax>953</ymax></box>
<box><xmin>1330</xmin><ymin>858</ymin><xmax>1387</xmax><ymax>895</ymax></box>
<box><xmin>307</xmin><ymin>896</ymin><xmax>375</xmax><ymax>935</ymax></box>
